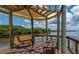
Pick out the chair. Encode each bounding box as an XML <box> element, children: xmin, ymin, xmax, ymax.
<box><xmin>43</xmin><ymin>40</ymin><xmax>56</xmax><ymax>54</ymax></box>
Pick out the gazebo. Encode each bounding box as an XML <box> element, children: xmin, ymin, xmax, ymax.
<box><xmin>0</xmin><ymin>5</ymin><xmax>66</xmax><ymax>54</ymax></box>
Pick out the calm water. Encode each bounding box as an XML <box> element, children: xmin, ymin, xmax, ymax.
<box><xmin>66</xmin><ymin>32</ymin><xmax>79</xmax><ymax>40</ymax></box>
<box><xmin>0</xmin><ymin>32</ymin><xmax>79</xmax><ymax>48</ymax></box>
<box><xmin>51</xmin><ymin>32</ymin><xmax>79</xmax><ymax>40</ymax></box>
<box><xmin>0</xmin><ymin>38</ymin><xmax>10</xmax><ymax>48</ymax></box>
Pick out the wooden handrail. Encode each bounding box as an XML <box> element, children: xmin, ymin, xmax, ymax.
<box><xmin>66</xmin><ymin>36</ymin><xmax>79</xmax><ymax>43</ymax></box>
<box><xmin>66</xmin><ymin>36</ymin><xmax>79</xmax><ymax>54</ymax></box>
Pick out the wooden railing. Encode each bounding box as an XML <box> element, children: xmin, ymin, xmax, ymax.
<box><xmin>34</xmin><ymin>34</ymin><xmax>79</xmax><ymax>54</ymax></box>
<box><xmin>0</xmin><ymin>34</ymin><xmax>79</xmax><ymax>54</ymax></box>
<box><xmin>66</xmin><ymin>36</ymin><xmax>79</xmax><ymax>54</ymax></box>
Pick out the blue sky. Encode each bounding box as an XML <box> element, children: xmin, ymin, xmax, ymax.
<box><xmin>0</xmin><ymin>5</ymin><xmax>79</xmax><ymax>30</ymax></box>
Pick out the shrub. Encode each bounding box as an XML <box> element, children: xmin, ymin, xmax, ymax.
<box><xmin>0</xmin><ymin>25</ymin><xmax>51</xmax><ymax>36</ymax></box>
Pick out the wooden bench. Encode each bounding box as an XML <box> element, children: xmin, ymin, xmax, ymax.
<box><xmin>13</xmin><ymin>35</ymin><xmax>32</xmax><ymax>48</ymax></box>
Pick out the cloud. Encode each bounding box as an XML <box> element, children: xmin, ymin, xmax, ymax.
<box><xmin>24</xmin><ymin>20</ymin><xmax>31</xmax><ymax>23</ymax></box>
<box><xmin>70</xmin><ymin>6</ymin><xmax>79</xmax><ymax>26</ymax></box>
<box><xmin>48</xmin><ymin>18</ymin><xmax>57</xmax><ymax>24</ymax></box>
<box><xmin>23</xmin><ymin>20</ymin><xmax>46</xmax><ymax>28</ymax></box>
<box><xmin>21</xmin><ymin>25</ymin><xmax>25</xmax><ymax>27</ymax></box>
<box><xmin>71</xmin><ymin>15</ymin><xmax>79</xmax><ymax>26</ymax></box>
<box><xmin>66</xmin><ymin>25</ymin><xmax>79</xmax><ymax>30</ymax></box>
<box><xmin>65</xmin><ymin>6</ymin><xmax>79</xmax><ymax>30</ymax></box>
<box><xmin>34</xmin><ymin>20</ymin><xmax>46</xmax><ymax>28</ymax></box>
<box><xmin>49</xmin><ymin>24</ymin><xmax>57</xmax><ymax>27</ymax></box>
<box><xmin>21</xmin><ymin>24</ymin><xmax>31</xmax><ymax>28</ymax></box>
<box><xmin>66</xmin><ymin>12</ymin><xmax>73</xmax><ymax>24</ymax></box>
<box><xmin>71</xmin><ymin>6</ymin><xmax>79</xmax><ymax>14</ymax></box>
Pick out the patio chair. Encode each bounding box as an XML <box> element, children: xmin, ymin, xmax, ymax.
<box><xmin>43</xmin><ymin>40</ymin><xmax>56</xmax><ymax>54</ymax></box>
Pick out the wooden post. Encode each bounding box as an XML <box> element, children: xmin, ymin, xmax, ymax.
<box><xmin>75</xmin><ymin>42</ymin><xmax>78</xmax><ymax>54</ymax></box>
<box><xmin>46</xmin><ymin>18</ymin><xmax>48</xmax><ymax>41</ymax></box>
<box><xmin>31</xmin><ymin>15</ymin><xmax>34</xmax><ymax>45</ymax></box>
<box><xmin>42</xmin><ymin>36</ymin><xmax>43</xmax><ymax>42</ymax></box>
<box><xmin>27</xmin><ymin>8</ymin><xmax>35</xmax><ymax>54</ymax></box>
<box><xmin>57</xmin><ymin>11</ymin><xmax>60</xmax><ymax>53</ymax></box>
<box><xmin>61</xmin><ymin>5</ymin><xmax>66</xmax><ymax>54</ymax></box>
<box><xmin>68</xmin><ymin>38</ymin><xmax>70</xmax><ymax>49</ymax></box>
<box><xmin>51</xmin><ymin>36</ymin><xmax>52</xmax><ymax>41</ymax></box>
<box><xmin>9</xmin><ymin>12</ymin><xmax>13</xmax><ymax>49</ymax></box>
<box><xmin>27</xmin><ymin>9</ymin><xmax>34</xmax><ymax>45</ymax></box>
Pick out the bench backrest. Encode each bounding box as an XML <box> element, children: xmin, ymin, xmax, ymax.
<box><xmin>14</xmin><ymin>35</ymin><xmax>32</xmax><ymax>44</ymax></box>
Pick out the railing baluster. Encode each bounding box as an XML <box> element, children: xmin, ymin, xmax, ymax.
<box><xmin>42</xmin><ymin>36</ymin><xmax>43</xmax><ymax>42</ymax></box>
<box><xmin>34</xmin><ymin>35</ymin><xmax>79</xmax><ymax>54</ymax></box>
<box><xmin>51</xmin><ymin>36</ymin><xmax>52</xmax><ymax>41</ymax></box>
<box><xmin>75</xmin><ymin>42</ymin><xmax>78</xmax><ymax>54</ymax></box>
<box><xmin>68</xmin><ymin>38</ymin><xmax>70</xmax><ymax>49</ymax></box>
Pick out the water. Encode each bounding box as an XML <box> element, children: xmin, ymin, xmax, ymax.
<box><xmin>51</xmin><ymin>32</ymin><xmax>79</xmax><ymax>40</ymax></box>
<box><xmin>0</xmin><ymin>38</ymin><xmax>10</xmax><ymax>48</ymax></box>
<box><xmin>66</xmin><ymin>32</ymin><xmax>79</xmax><ymax>40</ymax></box>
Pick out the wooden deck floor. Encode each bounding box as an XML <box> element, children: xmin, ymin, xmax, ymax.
<box><xmin>0</xmin><ymin>35</ymin><xmax>72</xmax><ymax>54</ymax></box>
<box><xmin>0</xmin><ymin>42</ymin><xmax>71</xmax><ymax>54</ymax></box>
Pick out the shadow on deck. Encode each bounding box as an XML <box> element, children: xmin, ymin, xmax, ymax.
<box><xmin>0</xmin><ymin>35</ymin><xmax>79</xmax><ymax>54</ymax></box>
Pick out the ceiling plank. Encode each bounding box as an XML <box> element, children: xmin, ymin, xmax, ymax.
<box><xmin>47</xmin><ymin>14</ymin><xmax>57</xmax><ymax>19</ymax></box>
<box><xmin>0</xmin><ymin>5</ymin><xmax>12</xmax><ymax>11</ymax></box>
<box><xmin>5</xmin><ymin>5</ymin><xmax>17</xmax><ymax>11</ymax></box>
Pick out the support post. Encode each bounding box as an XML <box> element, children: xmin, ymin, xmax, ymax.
<box><xmin>61</xmin><ymin>5</ymin><xmax>66</xmax><ymax>54</ymax></box>
<box><xmin>75</xmin><ymin>42</ymin><xmax>78</xmax><ymax>54</ymax></box>
<box><xmin>31</xmin><ymin>17</ymin><xmax>34</xmax><ymax>45</ymax></box>
<box><xmin>68</xmin><ymin>38</ymin><xmax>70</xmax><ymax>49</ymax></box>
<box><xmin>57</xmin><ymin>11</ymin><xmax>60</xmax><ymax>53</ymax></box>
<box><xmin>46</xmin><ymin>18</ymin><xmax>48</xmax><ymax>41</ymax></box>
<box><xmin>27</xmin><ymin>9</ymin><xmax>34</xmax><ymax>45</ymax></box>
<box><xmin>27</xmin><ymin>8</ymin><xmax>35</xmax><ymax>54</ymax></box>
<box><xmin>9</xmin><ymin>12</ymin><xmax>13</xmax><ymax>49</ymax></box>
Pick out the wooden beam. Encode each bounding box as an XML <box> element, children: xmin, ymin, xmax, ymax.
<box><xmin>6</xmin><ymin>5</ymin><xmax>17</xmax><ymax>11</ymax></box>
<box><xmin>0</xmin><ymin>7</ymin><xmax>57</xmax><ymax>20</ymax></box>
<box><xmin>0</xmin><ymin>5</ymin><xmax>26</xmax><ymax>12</ymax></box>
<box><xmin>0</xmin><ymin>6</ymin><xmax>12</xmax><ymax>11</ymax></box>
<box><xmin>0</xmin><ymin>9</ymin><xmax>46</xmax><ymax>20</ymax></box>
<box><xmin>30</xmin><ymin>6</ymin><xmax>57</xmax><ymax>13</ymax></box>
<box><xmin>30</xmin><ymin>8</ymin><xmax>47</xmax><ymax>18</ymax></box>
<box><xmin>12</xmin><ymin>5</ymin><xmax>18</xmax><ymax>9</ymax></box>
<box><xmin>9</xmin><ymin>12</ymin><xmax>14</xmax><ymax>49</ymax></box>
<box><xmin>0</xmin><ymin>9</ymin><xmax>9</xmax><ymax>14</ymax></box>
<box><xmin>42</xmin><ymin>11</ymin><xmax>50</xmax><ymax>15</ymax></box>
<box><xmin>47</xmin><ymin>14</ymin><xmax>57</xmax><ymax>19</ymax></box>
<box><xmin>31</xmin><ymin>8</ymin><xmax>57</xmax><ymax>20</ymax></box>
<box><xmin>44</xmin><ymin>11</ymin><xmax>54</xmax><ymax>16</ymax></box>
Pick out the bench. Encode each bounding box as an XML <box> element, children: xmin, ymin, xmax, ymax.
<box><xmin>13</xmin><ymin>35</ymin><xmax>32</xmax><ymax>48</ymax></box>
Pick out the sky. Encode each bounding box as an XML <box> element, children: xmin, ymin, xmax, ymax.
<box><xmin>0</xmin><ymin>5</ymin><xmax>79</xmax><ymax>30</ymax></box>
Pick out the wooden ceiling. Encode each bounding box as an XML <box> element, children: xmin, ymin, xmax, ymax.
<box><xmin>0</xmin><ymin>5</ymin><xmax>61</xmax><ymax>20</ymax></box>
